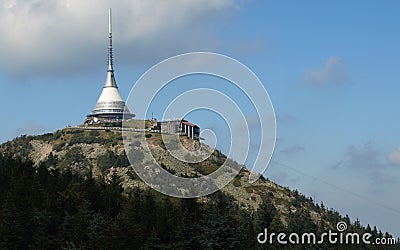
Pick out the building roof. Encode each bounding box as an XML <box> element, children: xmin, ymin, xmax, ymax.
<box><xmin>181</xmin><ymin>121</ymin><xmax>198</xmax><ymax>127</ymax></box>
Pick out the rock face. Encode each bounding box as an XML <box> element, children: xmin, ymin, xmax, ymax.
<box><xmin>0</xmin><ymin>128</ymin><xmax>349</xmax><ymax>229</ymax></box>
<box><xmin>29</xmin><ymin>140</ymin><xmax>53</xmax><ymax>164</ymax></box>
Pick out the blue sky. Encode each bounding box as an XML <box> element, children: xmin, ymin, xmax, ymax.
<box><xmin>0</xmin><ymin>0</ymin><xmax>399</xmax><ymax>237</ymax></box>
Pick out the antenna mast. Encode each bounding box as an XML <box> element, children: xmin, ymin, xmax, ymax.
<box><xmin>108</xmin><ymin>8</ymin><xmax>113</xmax><ymax>72</ymax></box>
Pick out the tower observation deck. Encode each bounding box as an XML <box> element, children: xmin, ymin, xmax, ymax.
<box><xmin>85</xmin><ymin>8</ymin><xmax>134</xmax><ymax>124</ymax></box>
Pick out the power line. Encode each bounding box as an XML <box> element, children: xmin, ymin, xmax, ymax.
<box><xmin>270</xmin><ymin>160</ymin><xmax>400</xmax><ymax>215</ymax></box>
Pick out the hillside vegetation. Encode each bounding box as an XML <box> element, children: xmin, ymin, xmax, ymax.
<box><xmin>0</xmin><ymin>128</ymin><xmax>398</xmax><ymax>249</ymax></box>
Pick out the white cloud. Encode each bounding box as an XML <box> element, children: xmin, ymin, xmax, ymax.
<box><xmin>305</xmin><ymin>56</ymin><xmax>349</xmax><ymax>86</ymax></box>
<box><xmin>331</xmin><ymin>142</ymin><xmax>400</xmax><ymax>189</ymax></box>
<box><xmin>388</xmin><ymin>148</ymin><xmax>400</xmax><ymax>165</ymax></box>
<box><xmin>0</xmin><ymin>0</ymin><xmax>236</xmax><ymax>77</ymax></box>
<box><xmin>334</xmin><ymin>143</ymin><xmax>400</xmax><ymax>169</ymax></box>
<box><xmin>333</xmin><ymin>141</ymin><xmax>385</xmax><ymax>169</ymax></box>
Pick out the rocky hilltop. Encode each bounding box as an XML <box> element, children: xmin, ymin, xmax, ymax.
<box><xmin>1</xmin><ymin>125</ymin><xmax>398</xmax><ymax>249</ymax></box>
<box><xmin>0</xmin><ymin>127</ymin><xmax>289</xmax><ymax>210</ymax></box>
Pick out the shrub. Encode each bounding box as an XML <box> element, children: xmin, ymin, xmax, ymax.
<box><xmin>89</xmin><ymin>130</ymin><xmax>100</xmax><ymax>137</ymax></box>
<box><xmin>232</xmin><ymin>178</ymin><xmax>241</xmax><ymax>187</ymax></box>
<box><xmin>97</xmin><ymin>150</ymin><xmax>131</xmax><ymax>172</ymax></box>
<box><xmin>53</xmin><ymin>141</ymin><xmax>66</xmax><ymax>152</ymax></box>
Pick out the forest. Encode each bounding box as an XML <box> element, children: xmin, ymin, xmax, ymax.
<box><xmin>0</xmin><ymin>156</ymin><xmax>398</xmax><ymax>249</ymax></box>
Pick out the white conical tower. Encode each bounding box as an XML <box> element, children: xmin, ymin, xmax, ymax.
<box><xmin>86</xmin><ymin>8</ymin><xmax>134</xmax><ymax>124</ymax></box>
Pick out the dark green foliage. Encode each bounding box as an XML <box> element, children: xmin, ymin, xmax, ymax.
<box><xmin>89</xmin><ymin>130</ymin><xmax>100</xmax><ymax>137</ymax></box>
<box><xmin>53</xmin><ymin>141</ymin><xmax>66</xmax><ymax>151</ymax></box>
<box><xmin>68</xmin><ymin>129</ymin><xmax>122</xmax><ymax>146</ymax></box>
<box><xmin>101</xmin><ymin>122</ymin><xmax>122</xmax><ymax>127</ymax></box>
<box><xmin>160</xmin><ymin>162</ymin><xmax>176</xmax><ymax>175</ymax></box>
<box><xmin>60</xmin><ymin>147</ymin><xmax>87</xmax><ymax>168</ymax></box>
<box><xmin>256</xmin><ymin>198</ymin><xmax>277</xmax><ymax>231</ymax></box>
<box><xmin>32</xmin><ymin>130</ymin><xmax>62</xmax><ymax>142</ymax></box>
<box><xmin>190</xmin><ymin>162</ymin><xmax>219</xmax><ymax>175</ymax></box>
<box><xmin>287</xmin><ymin>208</ymin><xmax>317</xmax><ymax>234</ymax></box>
<box><xmin>44</xmin><ymin>152</ymin><xmax>58</xmax><ymax>167</ymax></box>
<box><xmin>232</xmin><ymin>178</ymin><xmax>241</xmax><ymax>187</ymax></box>
<box><xmin>56</xmin><ymin>147</ymin><xmax>91</xmax><ymax>175</ymax></box>
<box><xmin>199</xmin><ymin>193</ymin><xmax>241</xmax><ymax>249</ymax></box>
<box><xmin>126</xmin><ymin>168</ymin><xmax>139</xmax><ymax>180</ymax></box>
<box><xmin>97</xmin><ymin>150</ymin><xmax>130</xmax><ymax>172</ymax></box>
<box><xmin>210</xmin><ymin>149</ymin><xmax>227</xmax><ymax>166</ymax></box>
<box><xmin>0</xmin><ymin>155</ymin><xmax>398</xmax><ymax>249</ymax></box>
<box><xmin>0</xmin><ymin>156</ymin><xmax>253</xmax><ymax>249</ymax></box>
<box><xmin>0</xmin><ymin>134</ymin><xmax>32</xmax><ymax>159</ymax></box>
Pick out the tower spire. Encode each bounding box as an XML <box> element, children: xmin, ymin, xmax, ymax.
<box><xmin>103</xmin><ymin>8</ymin><xmax>117</xmax><ymax>88</ymax></box>
<box><xmin>108</xmin><ymin>8</ymin><xmax>113</xmax><ymax>72</ymax></box>
<box><xmin>85</xmin><ymin>8</ymin><xmax>134</xmax><ymax>124</ymax></box>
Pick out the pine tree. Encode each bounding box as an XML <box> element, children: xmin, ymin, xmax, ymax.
<box><xmin>256</xmin><ymin>198</ymin><xmax>277</xmax><ymax>231</ymax></box>
<box><xmin>199</xmin><ymin>203</ymin><xmax>237</xmax><ymax>249</ymax></box>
